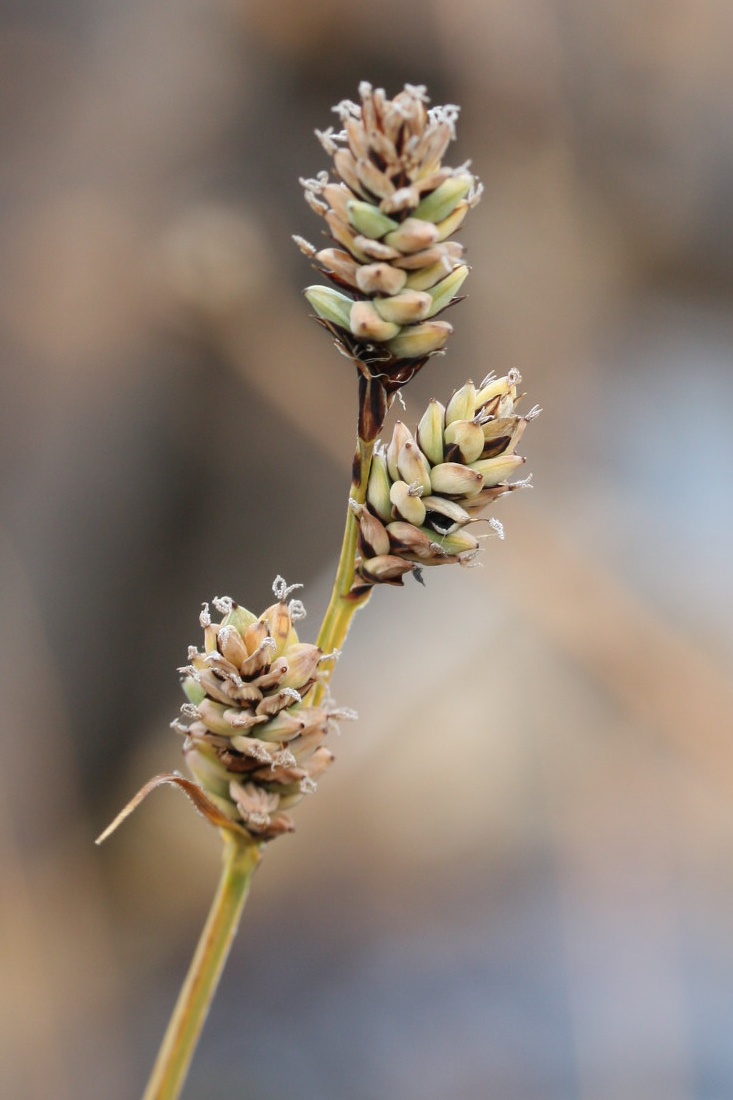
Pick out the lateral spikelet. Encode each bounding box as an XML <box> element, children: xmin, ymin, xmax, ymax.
<box><xmin>350</xmin><ymin>371</ymin><xmax>539</xmax><ymax>595</ymax></box>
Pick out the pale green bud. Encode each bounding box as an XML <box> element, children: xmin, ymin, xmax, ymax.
<box><xmin>469</xmin><ymin>453</ymin><xmax>526</xmax><ymax>486</ymax></box>
<box><xmin>414</xmin><ymin>174</ymin><xmax>473</xmax><ymax>223</ymax></box>
<box><xmin>182</xmin><ymin>676</ymin><xmax>206</xmax><ymax>706</ymax></box>
<box><xmin>404</xmin><ymin>261</ymin><xmax>452</xmax><ymax>291</ymax></box>
<box><xmin>347</xmin><ymin>200</ymin><xmax>399</xmax><ymax>239</ymax></box>
<box><xmin>434</xmin><ymin>202</ymin><xmax>469</xmax><ymax>242</ymax></box>
<box><xmin>304</xmin><ymin>285</ymin><xmax>353</xmax><ymax>330</ymax></box>
<box><xmin>445</xmin><ymin>382</ymin><xmax>478</xmax><ymax>425</ymax></box>
<box><xmin>366</xmin><ymin>450</ymin><xmax>393</xmax><ymax>522</ymax></box>
<box><xmin>475</xmin><ymin>373</ymin><xmax>516</xmax><ymax>408</ymax></box>
<box><xmin>185</xmin><ymin>747</ymin><xmax>232</xmax><ymax>799</ymax></box>
<box><xmin>220</xmin><ymin>603</ymin><xmax>258</xmax><ymax>636</ymax></box>
<box><xmin>256</xmin><ymin>710</ymin><xmax>306</xmax><ymax>743</ymax></box>
<box><xmin>386</xmin><ymin>320</ymin><xmax>453</xmax><ymax>359</ymax></box>
<box><xmin>424</xmin><ymin>264</ymin><xmax>469</xmax><ymax>318</ymax></box>
<box><xmin>419</xmin><ymin>526</ymin><xmax>479</xmax><ymax>555</ymax></box>
<box><xmin>416</xmin><ymin>399</ymin><xmax>446</xmax><ymax>466</ymax></box>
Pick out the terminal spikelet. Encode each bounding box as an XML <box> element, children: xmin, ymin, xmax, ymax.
<box><xmin>296</xmin><ymin>82</ymin><xmax>482</xmax><ymax>440</ymax></box>
<box><xmin>351</xmin><ymin>371</ymin><xmax>539</xmax><ymax>595</ymax></box>
<box><xmin>175</xmin><ymin>578</ymin><xmax>346</xmax><ymax>842</ymax></box>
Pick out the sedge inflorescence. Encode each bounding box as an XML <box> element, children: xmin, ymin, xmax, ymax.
<box><xmin>351</xmin><ymin>371</ymin><xmax>539</xmax><ymax>594</ymax></box>
<box><xmin>175</xmin><ymin>579</ymin><xmax>349</xmax><ymax>842</ymax></box>
<box><xmin>97</xmin><ymin>82</ymin><xmax>542</xmax><ymax>1100</ymax></box>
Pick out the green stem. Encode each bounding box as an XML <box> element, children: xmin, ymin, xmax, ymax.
<box><xmin>313</xmin><ymin>438</ymin><xmax>374</xmax><ymax>700</ymax></box>
<box><xmin>141</xmin><ymin>836</ymin><xmax>261</xmax><ymax>1100</ymax></box>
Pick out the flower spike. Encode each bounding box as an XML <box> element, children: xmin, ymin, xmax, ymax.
<box><xmin>296</xmin><ymin>82</ymin><xmax>482</xmax><ymax>441</ymax></box>
<box><xmin>177</xmin><ymin>589</ymin><xmax>345</xmax><ymax>841</ymax></box>
<box><xmin>350</xmin><ymin>372</ymin><xmax>537</xmax><ymax>595</ymax></box>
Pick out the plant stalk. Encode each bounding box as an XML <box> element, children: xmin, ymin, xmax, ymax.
<box><xmin>141</xmin><ymin>836</ymin><xmax>261</xmax><ymax>1100</ymax></box>
<box><xmin>314</xmin><ymin>437</ymin><xmax>374</xmax><ymax>698</ymax></box>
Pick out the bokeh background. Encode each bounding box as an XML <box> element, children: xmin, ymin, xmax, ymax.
<box><xmin>2</xmin><ymin>1</ymin><xmax>733</xmax><ymax>1098</ymax></box>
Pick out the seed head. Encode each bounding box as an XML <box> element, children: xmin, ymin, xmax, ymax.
<box><xmin>177</xmin><ymin>578</ymin><xmax>347</xmax><ymax>842</ymax></box>
<box><xmin>351</xmin><ymin>371</ymin><xmax>539</xmax><ymax>595</ymax></box>
<box><xmin>296</xmin><ymin>83</ymin><xmax>482</xmax><ymax>440</ymax></box>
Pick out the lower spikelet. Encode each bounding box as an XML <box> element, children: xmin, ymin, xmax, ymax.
<box><xmin>174</xmin><ymin>578</ymin><xmax>350</xmax><ymax>842</ymax></box>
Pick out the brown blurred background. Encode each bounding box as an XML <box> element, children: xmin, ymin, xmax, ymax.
<box><xmin>1</xmin><ymin>1</ymin><xmax>733</xmax><ymax>1098</ymax></box>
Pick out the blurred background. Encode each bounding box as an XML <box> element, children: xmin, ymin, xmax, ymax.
<box><xmin>1</xmin><ymin>1</ymin><xmax>733</xmax><ymax>1097</ymax></box>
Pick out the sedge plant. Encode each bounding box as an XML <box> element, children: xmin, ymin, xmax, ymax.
<box><xmin>98</xmin><ymin>81</ymin><xmax>537</xmax><ymax>1100</ymax></box>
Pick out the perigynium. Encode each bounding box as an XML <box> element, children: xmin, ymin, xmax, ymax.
<box><xmin>98</xmin><ymin>82</ymin><xmax>536</xmax><ymax>1100</ymax></box>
